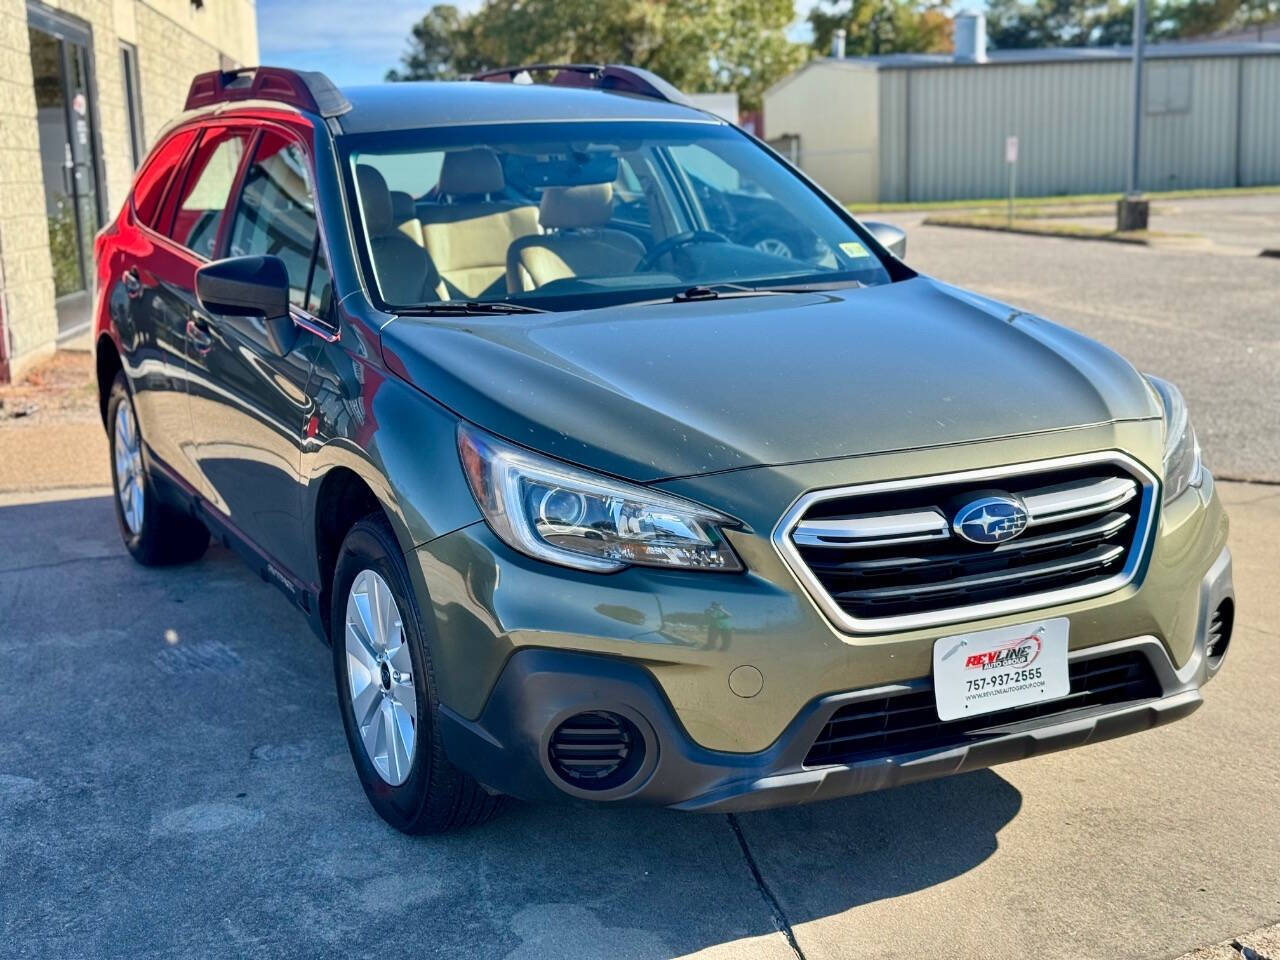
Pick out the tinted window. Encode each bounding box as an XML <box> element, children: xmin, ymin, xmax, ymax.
<box><xmin>131</xmin><ymin>128</ymin><xmax>195</xmax><ymax>228</ymax></box>
<box><xmin>227</xmin><ymin>130</ymin><xmax>320</xmax><ymax>309</ymax></box>
<box><xmin>169</xmin><ymin>127</ymin><xmax>247</xmax><ymax>257</ymax></box>
<box><xmin>308</xmin><ymin>244</ymin><xmax>332</xmax><ymax>317</ymax></box>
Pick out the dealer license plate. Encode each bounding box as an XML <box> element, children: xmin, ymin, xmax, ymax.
<box><xmin>932</xmin><ymin>617</ymin><xmax>1070</xmax><ymax>721</ymax></box>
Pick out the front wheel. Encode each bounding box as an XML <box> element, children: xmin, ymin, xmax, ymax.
<box><xmin>106</xmin><ymin>373</ymin><xmax>209</xmax><ymax>565</ymax></box>
<box><xmin>331</xmin><ymin>514</ymin><xmax>503</xmax><ymax>833</ymax></box>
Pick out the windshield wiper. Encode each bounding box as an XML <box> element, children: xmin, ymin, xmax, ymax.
<box><xmin>668</xmin><ymin>279</ymin><xmax>864</xmax><ymax>303</ymax></box>
<box><xmin>670</xmin><ymin>283</ymin><xmax>788</xmax><ymax>303</ymax></box>
<box><xmin>403</xmin><ymin>300</ymin><xmax>547</xmax><ymax>316</ymax></box>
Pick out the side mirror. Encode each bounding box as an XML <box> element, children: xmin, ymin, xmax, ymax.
<box><xmin>862</xmin><ymin>221</ymin><xmax>907</xmax><ymax>259</ymax></box>
<box><xmin>195</xmin><ymin>255</ymin><xmax>297</xmax><ymax>356</ymax></box>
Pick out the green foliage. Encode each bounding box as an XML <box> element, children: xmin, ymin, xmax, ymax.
<box><xmin>985</xmin><ymin>0</ymin><xmax>1280</xmax><ymax>49</ymax></box>
<box><xmin>385</xmin><ymin>0</ymin><xmax>808</xmax><ymax>111</ymax></box>
<box><xmin>808</xmin><ymin>0</ymin><xmax>954</xmax><ymax>56</ymax></box>
<box><xmin>48</xmin><ymin>204</ymin><xmax>82</xmax><ymax>298</ymax></box>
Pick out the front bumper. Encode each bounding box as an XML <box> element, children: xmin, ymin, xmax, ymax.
<box><xmin>436</xmin><ymin>545</ymin><xmax>1232</xmax><ymax>812</ymax></box>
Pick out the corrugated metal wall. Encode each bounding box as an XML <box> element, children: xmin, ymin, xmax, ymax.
<box><xmin>1240</xmin><ymin>56</ymin><xmax>1280</xmax><ymax>186</ymax></box>
<box><xmin>874</xmin><ymin>54</ymin><xmax>1280</xmax><ymax>202</ymax></box>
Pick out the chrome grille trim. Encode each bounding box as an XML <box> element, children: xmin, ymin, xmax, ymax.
<box><xmin>833</xmin><ymin>543</ymin><xmax>1125</xmax><ymax>604</ymax></box>
<box><xmin>792</xmin><ymin>508</ymin><xmax>949</xmax><ymax>549</ymax></box>
<box><xmin>1023</xmin><ymin>476</ymin><xmax>1138</xmax><ymax>526</ymax></box>
<box><xmin>771</xmin><ymin>451</ymin><xmax>1159</xmax><ymax>635</ymax></box>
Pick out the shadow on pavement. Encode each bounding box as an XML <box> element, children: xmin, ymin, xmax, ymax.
<box><xmin>0</xmin><ymin>493</ymin><xmax>1021</xmax><ymax>960</ymax></box>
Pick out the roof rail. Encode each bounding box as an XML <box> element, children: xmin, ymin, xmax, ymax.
<box><xmin>470</xmin><ymin>63</ymin><xmax>691</xmax><ymax>106</ymax></box>
<box><xmin>184</xmin><ymin>66</ymin><xmax>351</xmax><ymax>118</ymax></box>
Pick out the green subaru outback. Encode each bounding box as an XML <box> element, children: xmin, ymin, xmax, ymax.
<box><xmin>94</xmin><ymin>64</ymin><xmax>1232</xmax><ymax>833</ymax></box>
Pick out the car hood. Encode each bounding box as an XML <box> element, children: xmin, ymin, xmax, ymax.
<box><xmin>380</xmin><ymin>277</ymin><xmax>1160</xmax><ymax>483</ymax></box>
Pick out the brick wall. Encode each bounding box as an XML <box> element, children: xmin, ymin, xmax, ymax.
<box><xmin>0</xmin><ymin>0</ymin><xmax>258</xmax><ymax>382</ymax></box>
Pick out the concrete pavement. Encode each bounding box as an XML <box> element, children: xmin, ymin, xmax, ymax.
<box><xmin>873</xmin><ymin>206</ymin><xmax>1280</xmax><ymax>484</ymax></box>
<box><xmin>0</xmin><ymin>478</ymin><xmax>1275</xmax><ymax>960</ymax></box>
<box><xmin>2</xmin><ymin>215</ymin><xmax>1278</xmax><ymax>958</ymax></box>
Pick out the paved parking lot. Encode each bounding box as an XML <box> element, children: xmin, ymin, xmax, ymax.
<box><xmin>879</xmin><ymin>206</ymin><xmax>1280</xmax><ymax>483</ymax></box>
<box><xmin>2</xmin><ymin>220</ymin><xmax>1278</xmax><ymax>959</ymax></box>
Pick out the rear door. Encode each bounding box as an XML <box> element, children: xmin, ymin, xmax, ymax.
<box><xmin>146</xmin><ymin>124</ymin><xmax>251</xmax><ymax>493</ymax></box>
<box><xmin>113</xmin><ymin>127</ymin><xmax>199</xmax><ymax>486</ymax></box>
<box><xmin>187</xmin><ymin>125</ymin><xmax>328</xmax><ymax>579</ymax></box>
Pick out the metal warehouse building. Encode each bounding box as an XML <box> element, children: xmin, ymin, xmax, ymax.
<box><xmin>763</xmin><ymin>20</ymin><xmax>1280</xmax><ymax>204</ymax></box>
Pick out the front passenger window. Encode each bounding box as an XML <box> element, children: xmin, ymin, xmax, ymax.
<box><xmin>168</xmin><ymin>128</ymin><xmax>247</xmax><ymax>257</ymax></box>
<box><xmin>227</xmin><ymin>131</ymin><xmax>322</xmax><ymax>310</ymax></box>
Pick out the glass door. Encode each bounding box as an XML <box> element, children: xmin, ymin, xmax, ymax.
<box><xmin>28</xmin><ymin>8</ymin><xmax>104</xmax><ymax>340</ymax></box>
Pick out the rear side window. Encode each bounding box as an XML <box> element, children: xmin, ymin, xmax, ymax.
<box><xmin>131</xmin><ymin>129</ymin><xmax>196</xmax><ymax>228</ymax></box>
<box><xmin>167</xmin><ymin>127</ymin><xmax>247</xmax><ymax>257</ymax></box>
<box><xmin>226</xmin><ymin>130</ymin><xmax>322</xmax><ymax>310</ymax></box>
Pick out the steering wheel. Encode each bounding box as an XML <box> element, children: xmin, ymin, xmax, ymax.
<box><xmin>635</xmin><ymin>230</ymin><xmax>730</xmax><ymax>273</ymax></box>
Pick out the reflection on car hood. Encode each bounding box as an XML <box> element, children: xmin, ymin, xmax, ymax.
<box><xmin>380</xmin><ymin>276</ymin><xmax>1161</xmax><ymax>483</ymax></box>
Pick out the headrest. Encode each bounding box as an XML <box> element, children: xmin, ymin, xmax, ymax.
<box><xmin>389</xmin><ymin>190</ymin><xmax>417</xmax><ymax>224</ymax></box>
<box><xmin>439</xmin><ymin>149</ymin><xmax>505</xmax><ymax>196</ymax></box>
<box><xmin>538</xmin><ymin>182</ymin><xmax>614</xmax><ymax>230</ymax></box>
<box><xmin>356</xmin><ymin>164</ymin><xmax>394</xmax><ymax>234</ymax></box>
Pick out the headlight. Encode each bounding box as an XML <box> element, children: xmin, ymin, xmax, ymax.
<box><xmin>457</xmin><ymin>424</ymin><xmax>743</xmax><ymax>573</ymax></box>
<box><xmin>1146</xmin><ymin>375</ymin><xmax>1203</xmax><ymax>504</ymax></box>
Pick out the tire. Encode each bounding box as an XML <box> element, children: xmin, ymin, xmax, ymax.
<box><xmin>106</xmin><ymin>373</ymin><xmax>209</xmax><ymax>566</ymax></box>
<box><xmin>331</xmin><ymin>514</ymin><xmax>503</xmax><ymax>833</ymax></box>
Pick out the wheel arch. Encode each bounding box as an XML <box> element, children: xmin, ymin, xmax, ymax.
<box><xmin>312</xmin><ymin>463</ymin><xmax>401</xmax><ymax>642</ymax></box>
<box><xmin>95</xmin><ymin>333</ymin><xmax>124</xmax><ymax>429</ymax></box>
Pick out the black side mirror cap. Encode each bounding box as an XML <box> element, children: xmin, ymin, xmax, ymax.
<box><xmin>862</xmin><ymin>221</ymin><xmax>907</xmax><ymax>259</ymax></box>
<box><xmin>195</xmin><ymin>255</ymin><xmax>297</xmax><ymax>356</ymax></box>
<box><xmin>196</xmin><ymin>254</ymin><xmax>291</xmax><ymax>318</ymax></box>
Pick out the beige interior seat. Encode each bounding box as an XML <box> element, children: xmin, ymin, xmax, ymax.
<box><xmin>355</xmin><ymin>165</ymin><xmax>439</xmax><ymax>304</ymax></box>
<box><xmin>418</xmin><ymin>149</ymin><xmax>539</xmax><ymax>300</ymax></box>
<box><xmin>389</xmin><ymin>190</ymin><xmax>424</xmax><ymax>247</ymax></box>
<box><xmin>506</xmin><ymin>182</ymin><xmax>645</xmax><ymax>293</ymax></box>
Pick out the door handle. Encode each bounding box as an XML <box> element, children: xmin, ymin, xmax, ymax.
<box><xmin>186</xmin><ymin>314</ymin><xmax>214</xmax><ymax>355</ymax></box>
<box><xmin>122</xmin><ymin>266</ymin><xmax>142</xmax><ymax>299</ymax></box>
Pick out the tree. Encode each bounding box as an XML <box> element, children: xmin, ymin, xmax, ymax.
<box><xmin>808</xmin><ymin>0</ymin><xmax>953</xmax><ymax>57</ymax></box>
<box><xmin>985</xmin><ymin>0</ymin><xmax>1280</xmax><ymax>50</ymax></box>
<box><xmin>385</xmin><ymin>5</ymin><xmax>474</xmax><ymax>81</ymax></box>
<box><xmin>385</xmin><ymin>0</ymin><xmax>807</xmax><ymax>112</ymax></box>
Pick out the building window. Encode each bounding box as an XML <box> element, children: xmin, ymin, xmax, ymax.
<box><xmin>120</xmin><ymin>42</ymin><xmax>145</xmax><ymax>168</ymax></box>
<box><xmin>1146</xmin><ymin>63</ymin><xmax>1192</xmax><ymax>115</ymax></box>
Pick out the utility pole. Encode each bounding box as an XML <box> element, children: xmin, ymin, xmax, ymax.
<box><xmin>1118</xmin><ymin>0</ymin><xmax>1149</xmax><ymax>231</ymax></box>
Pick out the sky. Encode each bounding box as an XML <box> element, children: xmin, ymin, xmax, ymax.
<box><xmin>257</xmin><ymin>0</ymin><xmax>831</xmax><ymax>87</ymax></box>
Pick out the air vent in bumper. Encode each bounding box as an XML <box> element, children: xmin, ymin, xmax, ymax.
<box><xmin>775</xmin><ymin>453</ymin><xmax>1158</xmax><ymax>633</ymax></box>
<box><xmin>548</xmin><ymin>711</ymin><xmax>644</xmax><ymax>791</ymax></box>
<box><xmin>805</xmin><ymin>651</ymin><xmax>1163</xmax><ymax>768</ymax></box>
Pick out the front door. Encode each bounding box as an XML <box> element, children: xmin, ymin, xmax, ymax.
<box><xmin>188</xmin><ymin>127</ymin><xmax>327</xmax><ymax>580</ymax></box>
<box><xmin>28</xmin><ymin>7</ymin><xmax>105</xmax><ymax>342</ymax></box>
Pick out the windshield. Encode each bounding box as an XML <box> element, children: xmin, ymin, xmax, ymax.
<box><xmin>342</xmin><ymin>120</ymin><xmax>893</xmax><ymax>312</ymax></box>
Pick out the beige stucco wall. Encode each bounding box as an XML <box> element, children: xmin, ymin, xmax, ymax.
<box><xmin>763</xmin><ymin>61</ymin><xmax>881</xmax><ymax>205</ymax></box>
<box><xmin>0</xmin><ymin>0</ymin><xmax>257</xmax><ymax>381</ymax></box>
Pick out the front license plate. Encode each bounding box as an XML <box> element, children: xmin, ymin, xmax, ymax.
<box><xmin>932</xmin><ymin>617</ymin><xmax>1070</xmax><ymax>721</ymax></box>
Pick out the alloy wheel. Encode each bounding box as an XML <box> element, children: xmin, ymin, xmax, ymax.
<box><xmin>113</xmin><ymin>400</ymin><xmax>144</xmax><ymax>536</ymax></box>
<box><xmin>344</xmin><ymin>569</ymin><xmax>418</xmax><ymax>786</ymax></box>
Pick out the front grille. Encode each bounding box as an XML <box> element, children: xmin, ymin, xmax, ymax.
<box><xmin>782</xmin><ymin>456</ymin><xmax>1154</xmax><ymax>630</ymax></box>
<box><xmin>805</xmin><ymin>651</ymin><xmax>1162</xmax><ymax>767</ymax></box>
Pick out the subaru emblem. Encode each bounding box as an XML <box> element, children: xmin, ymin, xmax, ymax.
<box><xmin>953</xmin><ymin>495</ymin><xmax>1029</xmax><ymax>545</ymax></box>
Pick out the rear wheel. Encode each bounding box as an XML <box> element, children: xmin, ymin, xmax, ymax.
<box><xmin>332</xmin><ymin>514</ymin><xmax>503</xmax><ymax>833</ymax></box>
<box><xmin>107</xmin><ymin>373</ymin><xmax>209</xmax><ymax>565</ymax></box>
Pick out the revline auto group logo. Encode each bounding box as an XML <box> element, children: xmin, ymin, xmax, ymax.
<box><xmin>964</xmin><ymin>632</ymin><xmax>1043</xmax><ymax>671</ymax></box>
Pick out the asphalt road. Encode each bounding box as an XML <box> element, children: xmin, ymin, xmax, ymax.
<box><xmin>876</xmin><ymin>208</ymin><xmax>1280</xmax><ymax>483</ymax></box>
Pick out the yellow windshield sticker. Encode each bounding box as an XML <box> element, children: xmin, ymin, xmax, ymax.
<box><xmin>840</xmin><ymin>241</ymin><xmax>870</xmax><ymax>258</ymax></box>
